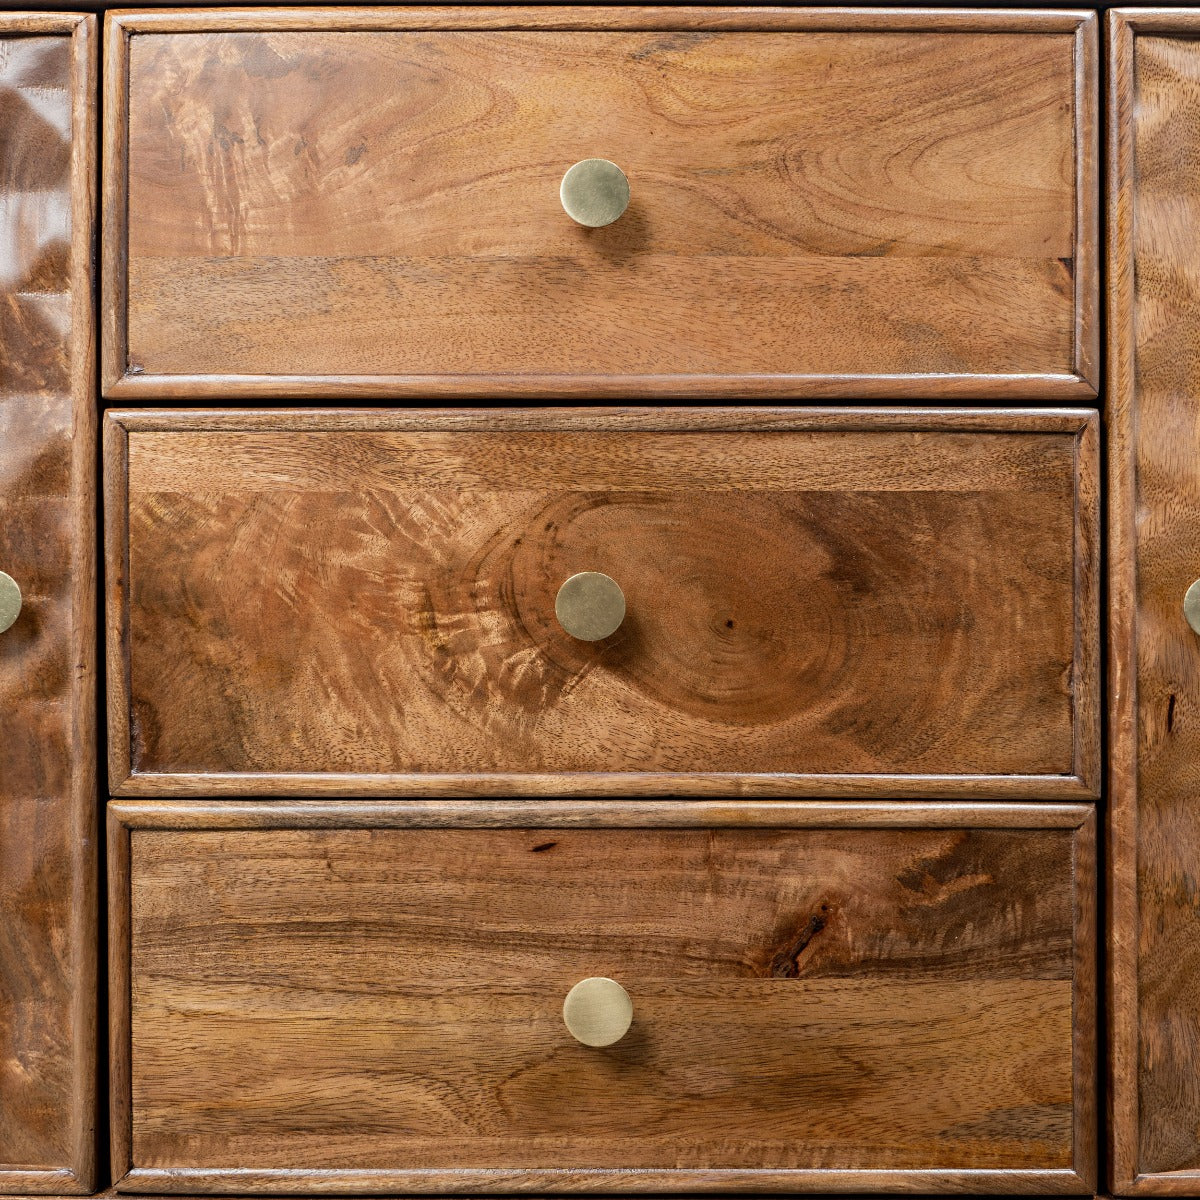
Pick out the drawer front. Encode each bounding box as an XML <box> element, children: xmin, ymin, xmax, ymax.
<box><xmin>0</xmin><ymin>15</ymin><xmax>97</xmax><ymax>1194</ymax></box>
<box><xmin>1110</xmin><ymin>11</ymin><xmax>1200</xmax><ymax>1192</ymax></box>
<box><xmin>103</xmin><ymin>409</ymin><xmax>1099</xmax><ymax>799</ymax></box>
<box><xmin>102</xmin><ymin>7</ymin><xmax>1098</xmax><ymax>400</ymax></box>
<box><xmin>108</xmin><ymin>800</ymin><xmax>1096</xmax><ymax>1194</ymax></box>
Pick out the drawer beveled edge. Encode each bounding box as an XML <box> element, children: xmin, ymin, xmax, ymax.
<box><xmin>99</xmin><ymin>8</ymin><xmax>1098</xmax><ymax>402</ymax></box>
<box><xmin>112</xmin><ymin>1166</ymin><xmax>1094</xmax><ymax>1196</ymax></box>
<box><xmin>106</xmin><ymin>799</ymin><xmax>1097</xmax><ymax>1195</ymax></box>
<box><xmin>101</xmin><ymin>407</ymin><xmax>1101</xmax><ymax>801</ymax></box>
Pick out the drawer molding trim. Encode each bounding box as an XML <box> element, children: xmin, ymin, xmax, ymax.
<box><xmin>112</xmin><ymin>1166</ymin><xmax>1095</xmax><ymax>1196</ymax></box>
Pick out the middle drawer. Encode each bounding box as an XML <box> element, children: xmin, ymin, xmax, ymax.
<box><xmin>104</xmin><ymin>408</ymin><xmax>1098</xmax><ymax>798</ymax></box>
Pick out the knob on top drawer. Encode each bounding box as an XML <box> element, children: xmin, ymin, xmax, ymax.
<box><xmin>559</xmin><ymin>159</ymin><xmax>630</xmax><ymax>228</ymax></box>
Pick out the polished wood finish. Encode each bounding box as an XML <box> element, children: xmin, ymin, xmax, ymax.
<box><xmin>0</xmin><ymin>14</ymin><xmax>97</xmax><ymax>1195</ymax></box>
<box><xmin>104</xmin><ymin>408</ymin><xmax>1100</xmax><ymax>799</ymax></box>
<box><xmin>102</xmin><ymin>7</ymin><xmax>1099</xmax><ymax>401</ymax></box>
<box><xmin>1108</xmin><ymin>10</ymin><xmax>1200</xmax><ymax>1194</ymax></box>
<box><xmin>107</xmin><ymin>799</ymin><xmax>1096</xmax><ymax>1194</ymax></box>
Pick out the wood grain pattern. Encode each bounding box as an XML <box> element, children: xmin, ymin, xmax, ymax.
<box><xmin>102</xmin><ymin>7</ymin><xmax>1098</xmax><ymax>400</ymax></box>
<box><xmin>1109</xmin><ymin>11</ymin><xmax>1200</xmax><ymax>1194</ymax></box>
<box><xmin>107</xmin><ymin>800</ymin><xmax>1095</xmax><ymax>1193</ymax></box>
<box><xmin>0</xmin><ymin>15</ymin><xmax>97</xmax><ymax>1196</ymax></box>
<box><xmin>103</xmin><ymin>408</ymin><xmax>1100</xmax><ymax>799</ymax></box>
<box><xmin>1108</xmin><ymin>14</ymin><xmax>1141</xmax><ymax>1194</ymax></box>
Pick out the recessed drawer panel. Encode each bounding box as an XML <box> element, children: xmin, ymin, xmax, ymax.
<box><xmin>103</xmin><ymin>408</ymin><xmax>1099</xmax><ymax>798</ymax></box>
<box><xmin>102</xmin><ymin>8</ymin><xmax>1098</xmax><ymax>400</ymax></box>
<box><xmin>108</xmin><ymin>800</ymin><xmax>1096</xmax><ymax>1193</ymax></box>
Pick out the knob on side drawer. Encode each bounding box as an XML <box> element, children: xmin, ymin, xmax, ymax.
<box><xmin>0</xmin><ymin>572</ymin><xmax>21</xmax><ymax>634</ymax></box>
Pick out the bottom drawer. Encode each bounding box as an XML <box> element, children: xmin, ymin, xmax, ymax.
<box><xmin>108</xmin><ymin>802</ymin><xmax>1095</xmax><ymax>1194</ymax></box>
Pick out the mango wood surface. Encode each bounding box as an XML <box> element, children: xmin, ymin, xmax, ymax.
<box><xmin>104</xmin><ymin>408</ymin><xmax>1100</xmax><ymax>798</ymax></box>
<box><xmin>107</xmin><ymin>800</ymin><xmax>1096</xmax><ymax>1193</ymax></box>
<box><xmin>0</xmin><ymin>14</ymin><xmax>97</xmax><ymax>1195</ymax></box>
<box><xmin>102</xmin><ymin>7</ymin><xmax>1098</xmax><ymax>400</ymax></box>
<box><xmin>1108</xmin><ymin>10</ymin><xmax>1200</xmax><ymax>1194</ymax></box>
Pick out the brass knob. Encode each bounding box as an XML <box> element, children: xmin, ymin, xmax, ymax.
<box><xmin>1186</xmin><ymin>579</ymin><xmax>1200</xmax><ymax>634</ymax></box>
<box><xmin>560</xmin><ymin>158</ymin><xmax>630</xmax><ymax>228</ymax></box>
<box><xmin>0</xmin><ymin>572</ymin><xmax>21</xmax><ymax>634</ymax></box>
<box><xmin>563</xmin><ymin>977</ymin><xmax>633</xmax><ymax>1047</ymax></box>
<box><xmin>555</xmin><ymin>572</ymin><xmax>625</xmax><ymax>641</ymax></box>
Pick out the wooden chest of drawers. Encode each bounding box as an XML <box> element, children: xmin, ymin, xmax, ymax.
<box><xmin>13</xmin><ymin>1</ymin><xmax>1200</xmax><ymax>1196</ymax></box>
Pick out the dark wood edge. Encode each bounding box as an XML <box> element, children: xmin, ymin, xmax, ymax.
<box><xmin>1</xmin><ymin>1190</ymin><xmax>1131</xmax><ymax>1200</ymax></box>
<box><xmin>67</xmin><ymin>12</ymin><xmax>100</xmax><ymax>1195</ymax></box>
<box><xmin>1074</xmin><ymin>412</ymin><xmax>1103</xmax><ymax>796</ymax></box>
<box><xmin>1111</xmin><ymin>1175</ymin><xmax>1200</xmax><ymax>1197</ymax></box>
<box><xmin>107</xmin><ymin>805</ymin><xmax>132</xmax><ymax>1185</ymax></box>
<box><xmin>1107</xmin><ymin>8</ymin><xmax>1140</xmax><ymax>1195</ymax></box>
<box><xmin>111</xmin><ymin>1165</ymin><xmax>1096</xmax><ymax>1195</ymax></box>
<box><xmin>101</xmin><ymin>7</ymin><xmax>1097</xmax><ymax>35</ymax></box>
<box><xmin>1109</xmin><ymin>7</ymin><xmax>1200</xmax><ymax>33</ymax></box>
<box><xmin>1074</xmin><ymin>806</ymin><xmax>1100</xmax><ymax>1191</ymax></box>
<box><xmin>101</xmin><ymin>10</ymin><xmax>130</xmax><ymax>395</ymax></box>
<box><xmin>103</xmin><ymin>414</ymin><xmax>131</xmax><ymax>793</ymax></box>
<box><xmin>0</xmin><ymin>1174</ymin><xmax>85</xmax><ymax>1199</ymax></box>
<box><xmin>111</xmin><ymin>770</ymin><xmax>1098</xmax><ymax>800</ymax></box>
<box><xmin>104</xmin><ymin>372</ymin><xmax>1100</xmax><ymax>402</ymax></box>
<box><xmin>0</xmin><ymin>1191</ymin><xmax>1126</xmax><ymax>1200</ymax></box>
<box><xmin>0</xmin><ymin>11</ymin><xmax>88</xmax><ymax>33</ymax></box>
<box><xmin>105</xmin><ymin>405</ymin><xmax>1099</xmax><ymax>433</ymax></box>
<box><xmin>1074</xmin><ymin>13</ymin><xmax>1101</xmax><ymax>390</ymax></box>
<box><xmin>105</xmin><ymin>798</ymin><xmax>1094</xmax><ymax>831</ymax></box>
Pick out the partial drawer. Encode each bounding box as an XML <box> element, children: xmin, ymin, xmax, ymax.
<box><xmin>1108</xmin><ymin>11</ymin><xmax>1200</xmax><ymax>1189</ymax></box>
<box><xmin>102</xmin><ymin>7</ymin><xmax>1098</xmax><ymax>400</ymax></box>
<box><xmin>104</xmin><ymin>408</ymin><xmax>1100</xmax><ymax>799</ymax></box>
<box><xmin>0</xmin><ymin>13</ymin><xmax>98</xmax><ymax>1194</ymax></box>
<box><xmin>108</xmin><ymin>800</ymin><xmax>1096</xmax><ymax>1194</ymax></box>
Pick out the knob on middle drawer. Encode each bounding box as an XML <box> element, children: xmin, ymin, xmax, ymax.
<box><xmin>555</xmin><ymin>572</ymin><xmax>626</xmax><ymax>641</ymax></box>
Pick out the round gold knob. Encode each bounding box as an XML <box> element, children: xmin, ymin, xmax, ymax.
<box><xmin>1185</xmin><ymin>579</ymin><xmax>1200</xmax><ymax>635</ymax></box>
<box><xmin>0</xmin><ymin>572</ymin><xmax>21</xmax><ymax>634</ymax></box>
<box><xmin>563</xmin><ymin>977</ymin><xmax>633</xmax><ymax>1047</ymax></box>
<box><xmin>555</xmin><ymin>572</ymin><xmax>625</xmax><ymax>642</ymax></box>
<box><xmin>560</xmin><ymin>158</ymin><xmax>630</xmax><ymax>228</ymax></box>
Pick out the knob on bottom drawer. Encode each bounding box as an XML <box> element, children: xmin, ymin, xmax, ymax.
<box><xmin>562</xmin><ymin>977</ymin><xmax>633</xmax><ymax>1047</ymax></box>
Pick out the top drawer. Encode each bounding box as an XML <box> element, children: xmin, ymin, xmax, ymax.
<box><xmin>101</xmin><ymin>7</ymin><xmax>1098</xmax><ymax>401</ymax></box>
